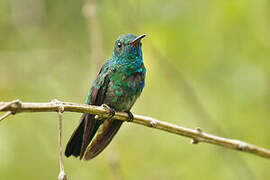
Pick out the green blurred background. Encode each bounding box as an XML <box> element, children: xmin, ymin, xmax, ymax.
<box><xmin>1</xmin><ymin>0</ymin><xmax>270</xmax><ymax>179</ymax></box>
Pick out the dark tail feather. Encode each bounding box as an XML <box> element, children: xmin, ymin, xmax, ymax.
<box><xmin>65</xmin><ymin>113</ymin><xmax>100</xmax><ymax>158</ymax></box>
<box><xmin>84</xmin><ymin>119</ymin><xmax>123</xmax><ymax>160</ymax></box>
<box><xmin>79</xmin><ymin>114</ymin><xmax>101</xmax><ymax>159</ymax></box>
<box><xmin>65</xmin><ymin>114</ymin><xmax>85</xmax><ymax>157</ymax></box>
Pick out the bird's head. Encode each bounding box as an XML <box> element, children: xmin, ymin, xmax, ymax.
<box><xmin>112</xmin><ymin>33</ymin><xmax>146</xmax><ymax>61</ymax></box>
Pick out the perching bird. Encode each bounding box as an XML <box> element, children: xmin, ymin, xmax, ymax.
<box><xmin>65</xmin><ymin>33</ymin><xmax>146</xmax><ymax>160</ymax></box>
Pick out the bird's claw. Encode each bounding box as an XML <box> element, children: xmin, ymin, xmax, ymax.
<box><xmin>101</xmin><ymin>104</ymin><xmax>115</xmax><ymax>119</ymax></box>
<box><xmin>125</xmin><ymin>111</ymin><xmax>134</xmax><ymax>122</ymax></box>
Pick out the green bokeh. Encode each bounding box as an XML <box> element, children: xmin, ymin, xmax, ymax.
<box><xmin>1</xmin><ymin>0</ymin><xmax>270</xmax><ymax>179</ymax></box>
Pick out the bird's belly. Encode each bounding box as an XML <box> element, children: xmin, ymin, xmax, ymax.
<box><xmin>104</xmin><ymin>86</ymin><xmax>140</xmax><ymax>112</ymax></box>
<box><xmin>104</xmin><ymin>78</ymin><xmax>144</xmax><ymax>111</ymax></box>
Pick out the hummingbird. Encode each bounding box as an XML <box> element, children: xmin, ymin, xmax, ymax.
<box><xmin>65</xmin><ymin>33</ymin><xmax>146</xmax><ymax>160</ymax></box>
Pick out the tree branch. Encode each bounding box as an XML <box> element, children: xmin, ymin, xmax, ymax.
<box><xmin>1</xmin><ymin>99</ymin><xmax>270</xmax><ymax>159</ymax></box>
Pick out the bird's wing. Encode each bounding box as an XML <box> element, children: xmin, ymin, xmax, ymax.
<box><xmin>79</xmin><ymin>65</ymin><xmax>112</xmax><ymax>159</ymax></box>
<box><xmin>65</xmin><ymin>61</ymin><xmax>112</xmax><ymax>159</ymax></box>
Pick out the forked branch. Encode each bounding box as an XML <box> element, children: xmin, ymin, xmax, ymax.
<box><xmin>1</xmin><ymin>100</ymin><xmax>270</xmax><ymax>159</ymax></box>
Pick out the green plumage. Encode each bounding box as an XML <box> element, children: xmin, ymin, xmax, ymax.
<box><xmin>65</xmin><ymin>33</ymin><xmax>146</xmax><ymax>160</ymax></box>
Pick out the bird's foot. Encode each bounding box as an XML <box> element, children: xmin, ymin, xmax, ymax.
<box><xmin>101</xmin><ymin>104</ymin><xmax>115</xmax><ymax>119</ymax></box>
<box><xmin>125</xmin><ymin>111</ymin><xmax>134</xmax><ymax>122</ymax></box>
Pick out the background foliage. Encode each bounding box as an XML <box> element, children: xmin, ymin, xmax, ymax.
<box><xmin>1</xmin><ymin>0</ymin><xmax>270</xmax><ymax>179</ymax></box>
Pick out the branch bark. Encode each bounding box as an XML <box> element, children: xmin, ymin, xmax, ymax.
<box><xmin>1</xmin><ymin>100</ymin><xmax>270</xmax><ymax>159</ymax></box>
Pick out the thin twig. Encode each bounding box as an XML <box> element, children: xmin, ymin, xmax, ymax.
<box><xmin>57</xmin><ymin>104</ymin><xmax>67</xmax><ymax>180</ymax></box>
<box><xmin>0</xmin><ymin>111</ymin><xmax>13</xmax><ymax>122</ymax></box>
<box><xmin>1</xmin><ymin>100</ymin><xmax>270</xmax><ymax>159</ymax></box>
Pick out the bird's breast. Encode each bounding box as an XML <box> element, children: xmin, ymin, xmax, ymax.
<box><xmin>104</xmin><ymin>70</ymin><xmax>145</xmax><ymax>111</ymax></box>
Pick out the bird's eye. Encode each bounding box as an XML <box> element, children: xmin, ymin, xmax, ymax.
<box><xmin>117</xmin><ymin>42</ymin><xmax>122</xmax><ymax>48</ymax></box>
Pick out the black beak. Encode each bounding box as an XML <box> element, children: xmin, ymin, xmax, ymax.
<box><xmin>131</xmin><ymin>34</ymin><xmax>146</xmax><ymax>47</ymax></box>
